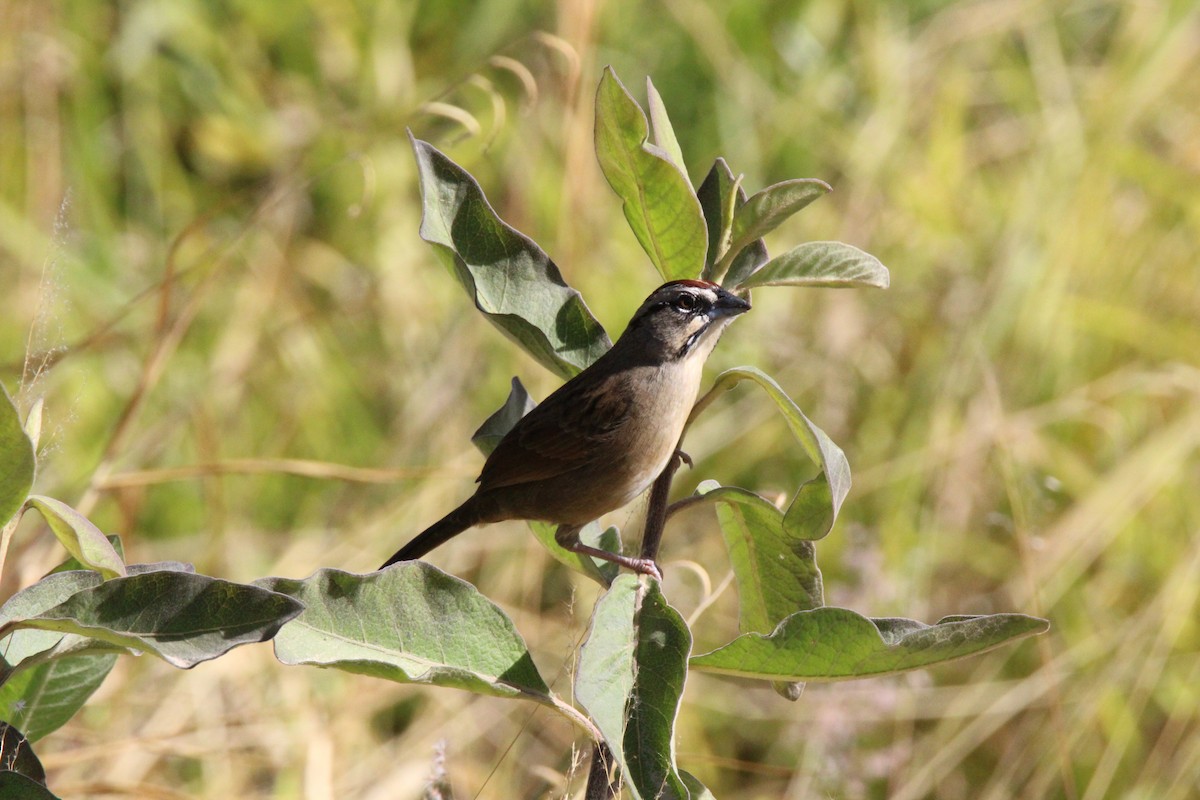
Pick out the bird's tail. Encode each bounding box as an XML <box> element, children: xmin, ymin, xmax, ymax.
<box><xmin>379</xmin><ymin>499</ymin><xmax>484</xmax><ymax>569</ymax></box>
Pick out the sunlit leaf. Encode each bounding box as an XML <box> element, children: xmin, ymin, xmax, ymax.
<box><xmin>694</xmin><ymin>482</ymin><xmax>823</xmax><ymax>633</ymax></box>
<box><xmin>595</xmin><ymin>67</ymin><xmax>707</xmax><ymax>282</ymax></box>
<box><xmin>696</xmin><ymin>366</ymin><xmax>850</xmax><ymax>540</ymax></box>
<box><xmin>23</xmin><ymin>497</ymin><xmax>125</xmax><ymax>579</ymax></box>
<box><xmin>0</xmin><ymin>385</ymin><xmax>34</xmax><ymax>529</ymax></box>
<box><xmin>576</xmin><ymin>576</ymin><xmax>691</xmax><ymax>800</ymax></box>
<box><xmin>691</xmin><ymin>607</ymin><xmax>1049</xmax><ymax>681</ymax></box>
<box><xmin>260</xmin><ymin>565</ymin><xmax>552</xmax><ymax>701</ymax></box>
<box><xmin>645</xmin><ymin>77</ymin><xmax>687</xmax><ymax>180</ymax></box>
<box><xmin>736</xmin><ymin>241</ymin><xmax>890</xmax><ymax>290</ymax></box>
<box><xmin>411</xmin><ymin>134</ymin><xmax>611</xmax><ymax>378</ymax></box>
<box><xmin>731</xmin><ymin>179</ymin><xmax>830</xmax><ymax>247</ymax></box>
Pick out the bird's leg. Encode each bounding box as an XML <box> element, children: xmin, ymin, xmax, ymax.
<box><xmin>555</xmin><ymin>524</ymin><xmax>663</xmax><ymax>581</ymax></box>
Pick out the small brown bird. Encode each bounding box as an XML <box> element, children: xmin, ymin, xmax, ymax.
<box><xmin>380</xmin><ymin>280</ymin><xmax>750</xmax><ymax>577</ymax></box>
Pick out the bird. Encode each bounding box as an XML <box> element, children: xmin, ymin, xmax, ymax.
<box><xmin>379</xmin><ymin>279</ymin><xmax>750</xmax><ymax>578</ymax></box>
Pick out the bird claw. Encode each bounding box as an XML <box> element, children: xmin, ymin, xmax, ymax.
<box><xmin>674</xmin><ymin>449</ymin><xmax>693</xmax><ymax>469</ymax></box>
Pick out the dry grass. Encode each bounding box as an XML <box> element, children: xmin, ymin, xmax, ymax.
<box><xmin>2</xmin><ymin>0</ymin><xmax>1198</xmax><ymax>797</ymax></box>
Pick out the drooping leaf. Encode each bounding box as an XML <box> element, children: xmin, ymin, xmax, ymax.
<box><xmin>693</xmin><ymin>482</ymin><xmax>823</xmax><ymax>634</ymax></box>
<box><xmin>0</xmin><ymin>654</ymin><xmax>117</xmax><ymax>742</ymax></box>
<box><xmin>576</xmin><ymin>576</ymin><xmax>691</xmax><ymax>800</ymax></box>
<box><xmin>0</xmin><ymin>385</ymin><xmax>34</xmax><ymax>528</ymax></box>
<box><xmin>693</xmin><ymin>481</ymin><xmax>820</xmax><ymax>702</ymax></box>
<box><xmin>259</xmin><ymin>565</ymin><xmax>552</xmax><ymax>702</ymax></box>
<box><xmin>736</xmin><ymin>241</ymin><xmax>890</xmax><ymax>290</ymax></box>
<box><xmin>23</xmin><ymin>497</ymin><xmax>125</xmax><ymax>579</ymax></box>
<box><xmin>645</xmin><ymin>78</ymin><xmax>687</xmax><ymax>180</ymax></box>
<box><xmin>0</xmin><ymin>570</ymin><xmax>302</xmax><ymax>669</ymax></box>
<box><xmin>691</xmin><ymin>607</ymin><xmax>1049</xmax><ymax>681</ymax></box>
<box><xmin>410</xmin><ymin>134</ymin><xmax>611</xmax><ymax>378</ymax></box>
<box><xmin>595</xmin><ymin>67</ymin><xmax>707</xmax><ymax>282</ymax></box>
<box><xmin>696</xmin><ymin>366</ymin><xmax>850</xmax><ymax>540</ymax></box>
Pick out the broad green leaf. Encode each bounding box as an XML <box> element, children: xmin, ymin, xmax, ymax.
<box><xmin>576</xmin><ymin>576</ymin><xmax>691</xmax><ymax>800</ymax></box>
<box><xmin>0</xmin><ymin>777</ymin><xmax>58</xmax><ymax>800</ymax></box>
<box><xmin>694</xmin><ymin>482</ymin><xmax>823</xmax><ymax>634</ymax></box>
<box><xmin>697</xmin><ymin>367</ymin><xmax>850</xmax><ymax>540</ymax></box>
<box><xmin>694</xmin><ymin>481</ymin><xmax>819</xmax><ymax>702</ymax></box>
<box><xmin>259</xmin><ymin>565</ymin><xmax>552</xmax><ymax>701</ymax></box>
<box><xmin>410</xmin><ymin>134</ymin><xmax>611</xmax><ymax>378</ymax></box>
<box><xmin>696</xmin><ymin>159</ymin><xmax>767</xmax><ymax>286</ymax></box>
<box><xmin>595</xmin><ymin>67</ymin><xmax>707</xmax><ymax>282</ymax></box>
<box><xmin>0</xmin><ymin>771</ymin><xmax>58</xmax><ymax>800</ymax></box>
<box><xmin>645</xmin><ymin>78</ymin><xmax>687</xmax><ymax>180</ymax></box>
<box><xmin>471</xmin><ymin>377</ymin><xmax>536</xmax><ymax>456</ymax></box>
<box><xmin>0</xmin><ymin>384</ymin><xmax>34</xmax><ymax>528</ymax></box>
<box><xmin>724</xmin><ymin>179</ymin><xmax>830</xmax><ymax>274</ymax></box>
<box><xmin>23</xmin><ymin>497</ymin><xmax>125</xmax><ymax>579</ymax></box>
<box><xmin>736</xmin><ymin>241</ymin><xmax>890</xmax><ymax>290</ymax></box>
<box><xmin>0</xmin><ymin>654</ymin><xmax>117</xmax><ymax>742</ymax></box>
<box><xmin>0</xmin><ymin>570</ymin><xmax>302</xmax><ymax>669</ymax></box>
<box><xmin>691</xmin><ymin>607</ymin><xmax>1050</xmax><ymax>681</ymax></box>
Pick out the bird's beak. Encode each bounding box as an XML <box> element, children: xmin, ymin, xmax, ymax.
<box><xmin>712</xmin><ymin>288</ymin><xmax>752</xmax><ymax>318</ymax></box>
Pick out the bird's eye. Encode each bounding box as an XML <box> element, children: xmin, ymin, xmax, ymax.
<box><xmin>674</xmin><ymin>294</ymin><xmax>698</xmax><ymax>312</ymax></box>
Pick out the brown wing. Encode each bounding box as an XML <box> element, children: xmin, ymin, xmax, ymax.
<box><xmin>477</xmin><ymin>371</ymin><xmax>632</xmax><ymax>491</ymax></box>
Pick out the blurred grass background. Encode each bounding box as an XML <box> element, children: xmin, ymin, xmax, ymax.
<box><xmin>2</xmin><ymin>0</ymin><xmax>1198</xmax><ymax>797</ymax></box>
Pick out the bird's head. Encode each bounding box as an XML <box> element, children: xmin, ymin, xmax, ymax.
<box><xmin>622</xmin><ymin>280</ymin><xmax>751</xmax><ymax>361</ymax></box>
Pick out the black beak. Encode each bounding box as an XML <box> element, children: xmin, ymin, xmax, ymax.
<box><xmin>712</xmin><ymin>287</ymin><xmax>751</xmax><ymax>318</ymax></box>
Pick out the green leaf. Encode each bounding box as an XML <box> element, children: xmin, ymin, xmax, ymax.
<box><xmin>0</xmin><ymin>569</ymin><xmax>302</xmax><ymax>669</ymax></box>
<box><xmin>691</xmin><ymin>607</ymin><xmax>1050</xmax><ymax>681</ymax></box>
<box><xmin>410</xmin><ymin>134</ymin><xmax>611</xmax><ymax>378</ymax></box>
<box><xmin>0</xmin><ymin>384</ymin><xmax>35</xmax><ymax>529</ymax></box>
<box><xmin>0</xmin><ymin>722</ymin><xmax>46</xmax><ymax>785</ymax></box>
<box><xmin>694</xmin><ymin>483</ymin><xmax>823</xmax><ymax>633</ymax></box>
<box><xmin>696</xmin><ymin>159</ymin><xmax>767</xmax><ymax>286</ymax></box>
<box><xmin>645</xmin><ymin>78</ymin><xmax>687</xmax><ymax>180</ymax></box>
<box><xmin>23</xmin><ymin>497</ymin><xmax>125</xmax><ymax>579</ymax></box>
<box><xmin>0</xmin><ymin>654</ymin><xmax>117</xmax><ymax>742</ymax></box>
<box><xmin>736</xmin><ymin>241</ymin><xmax>890</xmax><ymax>290</ymax></box>
<box><xmin>698</xmin><ymin>366</ymin><xmax>850</xmax><ymax>540</ymax></box>
<box><xmin>0</xmin><ymin>772</ymin><xmax>57</xmax><ymax>800</ymax></box>
<box><xmin>681</xmin><ymin>771</ymin><xmax>717</xmax><ymax>799</ymax></box>
<box><xmin>0</xmin><ymin>770</ymin><xmax>59</xmax><ymax>800</ymax></box>
<box><xmin>594</xmin><ymin>67</ymin><xmax>707</xmax><ymax>282</ymax></box>
<box><xmin>259</xmin><ymin>565</ymin><xmax>552</xmax><ymax>702</ymax></box>
<box><xmin>576</xmin><ymin>576</ymin><xmax>691</xmax><ymax>800</ymax></box>
<box><xmin>471</xmin><ymin>377</ymin><xmax>536</xmax><ymax>457</ymax></box>
<box><xmin>726</xmin><ymin>179</ymin><xmax>830</xmax><ymax>266</ymax></box>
